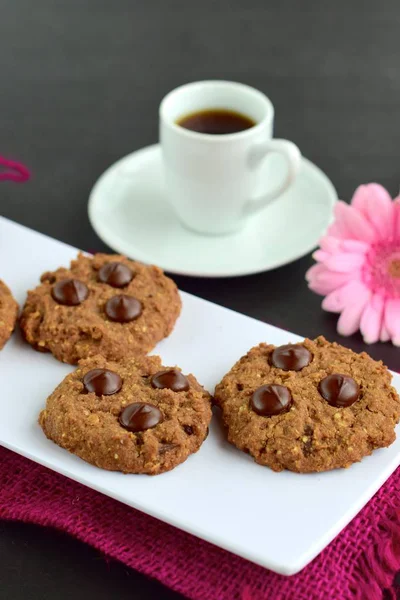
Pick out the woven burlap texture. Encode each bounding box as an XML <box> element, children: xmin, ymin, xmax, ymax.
<box><xmin>0</xmin><ymin>446</ymin><xmax>399</xmax><ymax>600</ymax></box>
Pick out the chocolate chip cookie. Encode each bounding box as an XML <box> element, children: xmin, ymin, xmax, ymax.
<box><xmin>214</xmin><ymin>336</ymin><xmax>400</xmax><ymax>473</ymax></box>
<box><xmin>39</xmin><ymin>354</ymin><xmax>212</xmax><ymax>474</ymax></box>
<box><xmin>20</xmin><ymin>253</ymin><xmax>181</xmax><ymax>364</ymax></box>
<box><xmin>0</xmin><ymin>280</ymin><xmax>18</xmax><ymax>350</ymax></box>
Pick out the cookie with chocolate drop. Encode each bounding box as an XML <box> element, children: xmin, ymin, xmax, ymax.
<box><xmin>214</xmin><ymin>336</ymin><xmax>400</xmax><ymax>472</ymax></box>
<box><xmin>39</xmin><ymin>354</ymin><xmax>211</xmax><ymax>474</ymax></box>
<box><xmin>20</xmin><ymin>253</ymin><xmax>181</xmax><ymax>364</ymax></box>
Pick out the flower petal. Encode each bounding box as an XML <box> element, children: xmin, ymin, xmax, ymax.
<box><xmin>308</xmin><ymin>281</ymin><xmax>333</xmax><ymax>295</ymax></box>
<box><xmin>337</xmin><ymin>287</ymin><xmax>371</xmax><ymax>336</ymax></box>
<box><xmin>305</xmin><ymin>263</ymin><xmax>325</xmax><ymax>283</ymax></box>
<box><xmin>380</xmin><ymin>323</ymin><xmax>390</xmax><ymax>343</ymax></box>
<box><xmin>351</xmin><ymin>184</ymin><xmax>394</xmax><ymax>238</ymax></box>
<box><xmin>360</xmin><ymin>293</ymin><xmax>385</xmax><ymax>344</ymax></box>
<box><xmin>325</xmin><ymin>251</ymin><xmax>366</xmax><ymax>273</ymax></box>
<box><xmin>334</xmin><ymin>201</ymin><xmax>377</xmax><ymax>243</ymax></box>
<box><xmin>393</xmin><ymin>199</ymin><xmax>400</xmax><ymax>240</ymax></box>
<box><xmin>320</xmin><ymin>236</ymin><xmax>342</xmax><ymax>253</ymax></box>
<box><xmin>351</xmin><ymin>185</ymin><xmax>369</xmax><ymax>213</ymax></box>
<box><xmin>313</xmin><ymin>250</ymin><xmax>330</xmax><ymax>263</ymax></box>
<box><xmin>308</xmin><ymin>270</ymin><xmax>355</xmax><ymax>295</ymax></box>
<box><xmin>322</xmin><ymin>280</ymin><xmax>369</xmax><ymax>313</ymax></box>
<box><xmin>384</xmin><ymin>298</ymin><xmax>400</xmax><ymax>345</ymax></box>
<box><xmin>327</xmin><ymin>222</ymin><xmax>347</xmax><ymax>239</ymax></box>
<box><xmin>340</xmin><ymin>239</ymin><xmax>369</xmax><ymax>254</ymax></box>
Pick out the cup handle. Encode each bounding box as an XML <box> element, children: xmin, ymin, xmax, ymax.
<box><xmin>244</xmin><ymin>139</ymin><xmax>301</xmax><ymax>215</ymax></box>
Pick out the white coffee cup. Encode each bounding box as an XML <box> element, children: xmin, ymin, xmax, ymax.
<box><xmin>160</xmin><ymin>80</ymin><xmax>301</xmax><ymax>235</ymax></box>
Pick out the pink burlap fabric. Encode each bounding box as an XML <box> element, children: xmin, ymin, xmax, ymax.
<box><xmin>0</xmin><ymin>156</ymin><xmax>29</xmax><ymax>182</ymax></box>
<box><xmin>1</xmin><ymin>446</ymin><xmax>400</xmax><ymax>600</ymax></box>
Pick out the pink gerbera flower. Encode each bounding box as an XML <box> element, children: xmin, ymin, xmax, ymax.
<box><xmin>306</xmin><ymin>184</ymin><xmax>400</xmax><ymax>345</ymax></box>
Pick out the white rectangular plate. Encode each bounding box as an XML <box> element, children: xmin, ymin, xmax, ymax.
<box><xmin>1</xmin><ymin>215</ymin><xmax>399</xmax><ymax>576</ymax></box>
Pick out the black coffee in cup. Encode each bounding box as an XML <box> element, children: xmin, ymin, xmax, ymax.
<box><xmin>176</xmin><ymin>109</ymin><xmax>255</xmax><ymax>135</ymax></box>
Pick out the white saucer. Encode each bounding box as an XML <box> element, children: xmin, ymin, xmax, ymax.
<box><xmin>88</xmin><ymin>144</ymin><xmax>337</xmax><ymax>277</ymax></box>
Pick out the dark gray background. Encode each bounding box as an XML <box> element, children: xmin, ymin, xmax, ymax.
<box><xmin>1</xmin><ymin>1</ymin><xmax>399</xmax><ymax>598</ymax></box>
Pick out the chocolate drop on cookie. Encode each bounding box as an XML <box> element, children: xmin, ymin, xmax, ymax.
<box><xmin>98</xmin><ymin>262</ymin><xmax>134</xmax><ymax>288</ymax></box>
<box><xmin>151</xmin><ymin>369</ymin><xmax>189</xmax><ymax>392</ymax></box>
<box><xmin>119</xmin><ymin>402</ymin><xmax>163</xmax><ymax>432</ymax></box>
<box><xmin>250</xmin><ymin>384</ymin><xmax>292</xmax><ymax>416</ymax></box>
<box><xmin>83</xmin><ymin>368</ymin><xmax>122</xmax><ymax>396</ymax></box>
<box><xmin>271</xmin><ymin>344</ymin><xmax>312</xmax><ymax>371</ymax></box>
<box><xmin>105</xmin><ymin>295</ymin><xmax>142</xmax><ymax>322</ymax></box>
<box><xmin>319</xmin><ymin>374</ymin><xmax>359</xmax><ymax>408</ymax></box>
<box><xmin>51</xmin><ymin>279</ymin><xmax>89</xmax><ymax>306</ymax></box>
